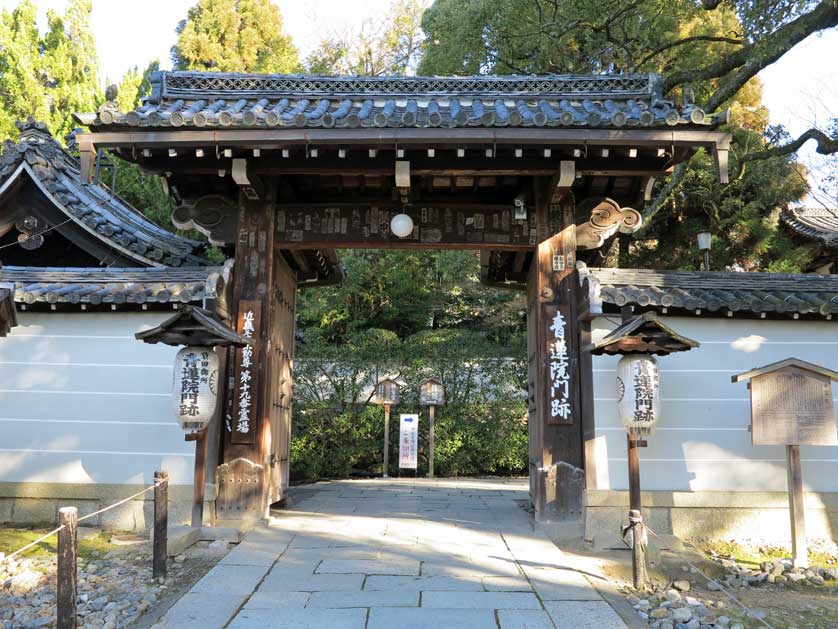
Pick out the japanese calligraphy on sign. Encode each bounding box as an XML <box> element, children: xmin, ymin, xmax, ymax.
<box><xmin>172</xmin><ymin>347</ymin><xmax>219</xmax><ymax>431</ymax></box>
<box><xmin>232</xmin><ymin>300</ymin><xmax>261</xmax><ymax>445</ymax></box>
<box><xmin>616</xmin><ymin>355</ymin><xmax>660</xmax><ymax>436</ymax></box>
<box><xmin>398</xmin><ymin>414</ymin><xmax>419</xmax><ymax>469</ymax></box>
<box><xmin>547</xmin><ymin>308</ymin><xmax>572</xmax><ymax>424</ymax></box>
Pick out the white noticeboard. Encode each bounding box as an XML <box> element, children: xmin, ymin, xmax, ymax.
<box><xmin>399</xmin><ymin>413</ymin><xmax>419</xmax><ymax>469</ymax></box>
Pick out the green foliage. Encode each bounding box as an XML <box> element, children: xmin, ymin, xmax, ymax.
<box><xmin>305</xmin><ymin>0</ymin><xmax>426</xmax><ymax>75</ymax></box>
<box><xmin>420</xmin><ymin>0</ymin><xmax>821</xmax><ymax>272</ymax></box>
<box><xmin>0</xmin><ymin>0</ymin><xmax>100</xmax><ymax>141</ymax></box>
<box><xmin>171</xmin><ymin>0</ymin><xmax>300</xmax><ymax>73</ymax></box>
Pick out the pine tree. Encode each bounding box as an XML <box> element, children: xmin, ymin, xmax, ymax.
<box><xmin>171</xmin><ymin>0</ymin><xmax>300</xmax><ymax>73</ymax></box>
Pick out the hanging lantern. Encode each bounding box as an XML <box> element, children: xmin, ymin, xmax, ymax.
<box><xmin>616</xmin><ymin>354</ymin><xmax>660</xmax><ymax>436</ymax></box>
<box><xmin>172</xmin><ymin>346</ymin><xmax>220</xmax><ymax>431</ymax></box>
<box><xmin>375</xmin><ymin>377</ymin><xmax>400</xmax><ymax>405</ymax></box>
<box><xmin>419</xmin><ymin>378</ymin><xmax>445</xmax><ymax>406</ymax></box>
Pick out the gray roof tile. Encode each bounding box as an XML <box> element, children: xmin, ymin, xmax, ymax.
<box><xmin>85</xmin><ymin>72</ymin><xmax>723</xmax><ymax>131</ymax></box>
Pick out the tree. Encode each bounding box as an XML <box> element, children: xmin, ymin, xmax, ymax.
<box><xmin>171</xmin><ymin>0</ymin><xmax>300</xmax><ymax>73</ymax></box>
<box><xmin>0</xmin><ymin>0</ymin><xmax>100</xmax><ymax>141</ymax></box>
<box><xmin>420</xmin><ymin>0</ymin><xmax>838</xmax><ymax>271</ymax></box>
<box><xmin>305</xmin><ymin>0</ymin><xmax>427</xmax><ymax>75</ymax></box>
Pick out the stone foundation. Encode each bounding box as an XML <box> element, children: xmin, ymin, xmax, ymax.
<box><xmin>0</xmin><ymin>482</ymin><xmax>217</xmax><ymax>531</ymax></box>
<box><xmin>585</xmin><ymin>490</ymin><xmax>838</xmax><ymax>546</ymax></box>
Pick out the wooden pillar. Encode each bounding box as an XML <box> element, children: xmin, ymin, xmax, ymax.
<box><xmin>786</xmin><ymin>444</ymin><xmax>808</xmax><ymax>568</ymax></box>
<box><xmin>56</xmin><ymin>506</ymin><xmax>78</xmax><ymax>629</ymax></box>
<box><xmin>428</xmin><ymin>405</ymin><xmax>436</xmax><ymax>478</ymax></box>
<box><xmin>527</xmin><ymin>185</ymin><xmax>585</xmax><ymax>522</ymax></box>
<box><xmin>219</xmin><ymin>186</ymin><xmax>276</xmax><ymax>520</ymax></box>
<box><xmin>383</xmin><ymin>404</ymin><xmax>391</xmax><ymax>478</ymax></box>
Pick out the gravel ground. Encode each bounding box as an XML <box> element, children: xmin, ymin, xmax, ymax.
<box><xmin>0</xmin><ymin>537</ymin><xmax>231</xmax><ymax>629</ymax></box>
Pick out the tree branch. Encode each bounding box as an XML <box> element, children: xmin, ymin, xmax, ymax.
<box><xmin>738</xmin><ymin>127</ymin><xmax>838</xmax><ymax>170</ymax></box>
<box><xmin>635</xmin><ymin>34</ymin><xmax>744</xmax><ymax>70</ymax></box>
<box><xmin>663</xmin><ymin>1</ymin><xmax>838</xmax><ymax>111</ymax></box>
<box><xmin>636</xmin><ymin>163</ymin><xmax>688</xmax><ymax>234</ymax></box>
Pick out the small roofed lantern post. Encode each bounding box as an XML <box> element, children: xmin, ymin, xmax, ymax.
<box><xmin>375</xmin><ymin>378</ymin><xmax>400</xmax><ymax>478</ymax></box>
<box><xmin>732</xmin><ymin>359</ymin><xmax>838</xmax><ymax>569</ymax></box>
<box><xmin>585</xmin><ymin>311</ymin><xmax>699</xmax><ymax>590</ymax></box>
<box><xmin>136</xmin><ymin>305</ymin><xmax>252</xmax><ymax>527</ymax></box>
<box><xmin>419</xmin><ymin>378</ymin><xmax>445</xmax><ymax>478</ymax></box>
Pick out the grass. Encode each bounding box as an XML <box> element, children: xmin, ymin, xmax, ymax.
<box><xmin>0</xmin><ymin>527</ymin><xmax>121</xmax><ymax>562</ymax></box>
<box><xmin>693</xmin><ymin>538</ymin><xmax>838</xmax><ymax>571</ymax></box>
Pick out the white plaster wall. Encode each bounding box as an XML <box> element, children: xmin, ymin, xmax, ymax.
<box><xmin>0</xmin><ymin>311</ymin><xmax>194</xmax><ymax>486</ymax></box>
<box><xmin>591</xmin><ymin>315</ymin><xmax>838</xmax><ymax>493</ymax></box>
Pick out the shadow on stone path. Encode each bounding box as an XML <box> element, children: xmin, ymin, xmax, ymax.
<box><xmin>151</xmin><ymin>478</ymin><xmax>627</xmax><ymax>629</ymax></box>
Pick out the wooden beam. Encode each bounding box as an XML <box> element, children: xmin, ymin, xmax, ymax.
<box><xmin>77</xmin><ymin>128</ymin><xmax>732</xmax><ymax>150</ymax></box>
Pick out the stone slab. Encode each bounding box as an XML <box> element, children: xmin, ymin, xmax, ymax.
<box><xmin>525</xmin><ymin>567</ymin><xmax>601</xmax><ymax>601</ymax></box>
<box><xmin>229</xmin><ymin>608</ymin><xmax>367</xmax><ymax>629</ymax></box>
<box><xmin>363</xmin><ymin>575</ymin><xmax>484</xmax><ymax>592</ymax></box>
<box><xmin>421</xmin><ymin>591</ymin><xmax>542</xmax><ymax>609</ymax></box>
<box><xmin>543</xmin><ymin>601</ymin><xmax>626</xmax><ymax>628</ymax></box>
<box><xmin>306</xmin><ymin>590</ymin><xmax>419</xmax><ymax>607</ymax></box>
<box><xmin>316</xmin><ymin>558</ymin><xmax>419</xmax><ymax>575</ymax></box>
<box><xmin>482</xmin><ymin>576</ymin><xmax>533</xmax><ymax>591</ymax></box>
<box><xmin>497</xmin><ymin>610</ymin><xmax>556</xmax><ymax>629</ymax></box>
<box><xmin>257</xmin><ymin>573</ymin><xmax>365</xmax><ymax>593</ymax></box>
<box><xmin>152</xmin><ymin>593</ymin><xmax>245</xmax><ymax>629</ymax></box>
<box><xmin>241</xmin><ymin>591</ymin><xmax>310</xmax><ymax>609</ymax></box>
<box><xmin>367</xmin><ymin>608</ymin><xmax>497</xmax><ymax>629</ymax></box>
<box><xmin>191</xmin><ymin>564</ymin><xmax>270</xmax><ymax>595</ymax></box>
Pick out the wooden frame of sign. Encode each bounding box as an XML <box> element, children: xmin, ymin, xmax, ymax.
<box><xmin>733</xmin><ymin>358</ymin><xmax>838</xmax><ymax>568</ymax></box>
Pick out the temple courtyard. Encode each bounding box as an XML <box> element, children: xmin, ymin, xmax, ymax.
<box><xmin>151</xmin><ymin>479</ymin><xmax>627</xmax><ymax>629</ymax></box>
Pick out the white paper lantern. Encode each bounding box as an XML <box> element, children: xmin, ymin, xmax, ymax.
<box><xmin>390</xmin><ymin>213</ymin><xmax>414</xmax><ymax>238</ymax></box>
<box><xmin>172</xmin><ymin>347</ymin><xmax>219</xmax><ymax>431</ymax></box>
<box><xmin>616</xmin><ymin>354</ymin><xmax>660</xmax><ymax>436</ymax></box>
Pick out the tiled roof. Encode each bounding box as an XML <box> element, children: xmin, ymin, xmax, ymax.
<box><xmin>780</xmin><ymin>207</ymin><xmax>838</xmax><ymax>249</ymax></box>
<box><xmin>583</xmin><ymin>266</ymin><xmax>838</xmax><ymax>319</ymax></box>
<box><xmin>80</xmin><ymin>71</ymin><xmax>721</xmax><ymax>131</ymax></box>
<box><xmin>0</xmin><ymin>266</ymin><xmax>218</xmax><ymax>308</ymax></box>
<box><xmin>0</xmin><ymin>119</ymin><xmax>210</xmax><ymax>267</ymax></box>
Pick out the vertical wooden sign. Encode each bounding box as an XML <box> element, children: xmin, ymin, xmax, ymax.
<box><xmin>232</xmin><ymin>300</ymin><xmax>261</xmax><ymax>445</ymax></box>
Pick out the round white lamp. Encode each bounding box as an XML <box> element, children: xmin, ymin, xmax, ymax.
<box><xmin>390</xmin><ymin>213</ymin><xmax>414</xmax><ymax>238</ymax></box>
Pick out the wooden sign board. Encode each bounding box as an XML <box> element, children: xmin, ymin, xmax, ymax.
<box><xmin>750</xmin><ymin>366</ymin><xmax>838</xmax><ymax>446</ymax></box>
<box><xmin>231</xmin><ymin>299</ymin><xmax>261</xmax><ymax>445</ymax></box>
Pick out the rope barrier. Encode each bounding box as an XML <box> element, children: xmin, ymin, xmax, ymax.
<box><xmin>0</xmin><ymin>480</ymin><xmax>161</xmax><ymax>565</ymax></box>
<box><xmin>643</xmin><ymin>523</ymin><xmax>776</xmax><ymax>629</ymax></box>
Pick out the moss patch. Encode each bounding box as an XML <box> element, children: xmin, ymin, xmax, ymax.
<box><xmin>0</xmin><ymin>527</ymin><xmax>124</xmax><ymax>561</ymax></box>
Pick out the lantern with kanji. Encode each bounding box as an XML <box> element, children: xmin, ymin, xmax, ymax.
<box><xmin>172</xmin><ymin>347</ymin><xmax>220</xmax><ymax>430</ymax></box>
<box><xmin>616</xmin><ymin>355</ymin><xmax>660</xmax><ymax>437</ymax></box>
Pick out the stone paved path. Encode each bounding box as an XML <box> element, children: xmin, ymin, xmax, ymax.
<box><xmin>153</xmin><ymin>479</ymin><xmax>626</xmax><ymax>629</ymax></box>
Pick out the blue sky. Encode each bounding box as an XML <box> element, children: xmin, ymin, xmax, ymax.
<box><xmin>2</xmin><ymin>0</ymin><xmax>836</xmax><ymax>204</ymax></box>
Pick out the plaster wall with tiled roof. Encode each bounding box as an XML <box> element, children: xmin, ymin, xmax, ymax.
<box><xmin>80</xmin><ymin>72</ymin><xmax>723</xmax><ymax>131</ymax></box>
<box><xmin>582</xmin><ymin>265</ymin><xmax>838</xmax><ymax>319</ymax></box>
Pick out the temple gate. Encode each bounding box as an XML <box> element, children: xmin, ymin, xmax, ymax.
<box><xmin>76</xmin><ymin>72</ymin><xmax>730</xmax><ymax>524</ymax></box>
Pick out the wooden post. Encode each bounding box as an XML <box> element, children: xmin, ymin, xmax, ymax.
<box><xmin>383</xmin><ymin>404</ymin><xmax>391</xmax><ymax>478</ymax></box>
<box><xmin>188</xmin><ymin>431</ymin><xmax>206</xmax><ymax>527</ymax></box>
<box><xmin>56</xmin><ymin>506</ymin><xmax>78</xmax><ymax>629</ymax></box>
<box><xmin>153</xmin><ymin>470</ymin><xmax>168</xmax><ymax>579</ymax></box>
<box><xmin>428</xmin><ymin>405</ymin><xmax>435</xmax><ymax>478</ymax></box>
<box><xmin>527</xmin><ymin>183</ymin><xmax>584</xmax><ymax>521</ymax></box>
<box><xmin>627</xmin><ymin>436</ymin><xmax>648</xmax><ymax>589</ymax></box>
<box><xmin>786</xmin><ymin>444</ymin><xmax>808</xmax><ymax>568</ymax></box>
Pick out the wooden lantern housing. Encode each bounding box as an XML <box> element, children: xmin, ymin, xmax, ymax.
<box><xmin>375</xmin><ymin>377</ymin><xmax>400</xmax><ymax>405</ymax></box>
<box><xmin>419</xmin><ymin>378</ymin><xmax>445</xmax><ymax>406</ymax></box>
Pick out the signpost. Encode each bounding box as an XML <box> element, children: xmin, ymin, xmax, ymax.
<box><xmin>399</xmin><ymin>414</ymin><xmax>419</xmax><ymax>471</ymax></box>
<box><xmin>375</xmin><ymin>378</ymin><xmax>400</xmax><ymax>478</ymax></box>
<box><xmin>733</xmin><ymin>358</ymin><xmax>838</xmax><ymax>568</ymax></box>
<box><xmin>419</xmin><ymin>378</ymin><xmax>445</xmax><ymax>478</ymax></box>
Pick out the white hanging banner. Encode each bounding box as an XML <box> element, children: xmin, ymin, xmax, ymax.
<box><xmin>616</xmin><ymin>354</ymin><xmax>660</xmax><ymax>437</ymax></box>
<box><xmin>398</xmin><ymin>413</ymin><xmax>419</xmax><ymax>469</ymax></box>
<box><xmin>172</xmin><ymin>346</ymin><xmax>219</xmax><ymax>431</ymax></box>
